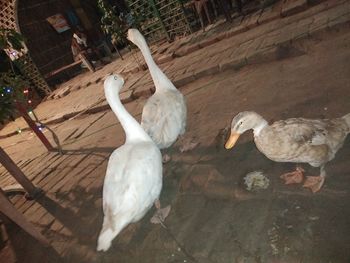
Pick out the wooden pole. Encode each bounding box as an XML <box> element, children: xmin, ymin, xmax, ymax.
<box><xmin>0</xmin><ymin>188</ymin><xmax>49</xmax><ymax>246</ymax></box>
<box><xmin>0</xmin><ymin>148</ymin><xmax>42</xmax><ymax>199</ymax></box>
<box><xmin>112</xmin><ymin>43</ymin><xmax>123</xmax><ymax>60</ymax></box>
<box><xmin>15</xmin><ymin>102</ymin><xmax>54</xmax><ymax>152</ymax></box>
<box><xmin>79</xmin><ymin>53</ymin><xmax>95</xmax><ymax>72</ymax></box>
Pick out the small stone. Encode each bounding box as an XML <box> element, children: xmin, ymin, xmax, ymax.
<box><xmin>180</xmin><ymin>139</ymin><xmax>199</xmax><ymax>153</ymax></box>
<box><xmin>308</xmin><ymin>216</ymin><xmax>320</xmax><ymax>221</ymax></box>
<box><xmin>162</xmin><ymin>154</ymin><xmax>171</xmax><ymax>164</ymax></box>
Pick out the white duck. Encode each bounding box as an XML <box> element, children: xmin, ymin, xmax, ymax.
<box><xmin>97</xmin><ymin>75</ymin><xmax>170</xmax><ymax>252</ymax></box>
<box><xmin>225</xmin><ymin>111</ymin><xmax>350</xmax><ymax>193</ymax></box>
<box><xmin>127</xmin><ymin>28</ymin><xmax>187</xmax><ymax>150</ymax></box>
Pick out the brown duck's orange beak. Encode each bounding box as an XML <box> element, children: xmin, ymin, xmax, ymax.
<box><xmin>225</xmin><ymin>131</ymin><xmax>240</xmax><ymax>149</ymax></box>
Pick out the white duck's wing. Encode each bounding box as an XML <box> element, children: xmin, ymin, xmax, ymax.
<box><xmin>141</xmin><ymin>90</ymin><xmax>186</xmax><ymax>149</ymax></box>
<box><xmin>102</xmin><ymin>143</ymin><xmax>162</xmax><ymax>221</ymax></box>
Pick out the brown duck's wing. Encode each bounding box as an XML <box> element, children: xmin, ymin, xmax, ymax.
<box><xmin>271</xmin><ymin>119</ymin><xmax>326</xmax><ymax>144</ymax></box>
<box><xmin>273</xmin><ymin>117</ymin><xmax>348</xmax><ymax>143</ymax></box>
<box><xmin>256</xmin><ymin>117</ymin><xmax>348</xmax><ymax>166</ymax></box>
<box><xmin>271</xmin><ymin>118</ymin><xmax>348</xmax><ymax>159</ymax></box>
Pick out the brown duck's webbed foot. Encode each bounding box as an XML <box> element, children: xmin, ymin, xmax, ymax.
<box><xmin>280</xmin><ymin>166</ymin><xmax>305</xmax><ymax>185</ymax></box>
<box><xmin>303</xmin><ymin>175</ymin><xmax>325</xmax><ymax>193</ymax></box>
<box><xmin>302</xmin><ymin>166</ymin><xmax>326</xmax><ymax>193</ymax></box>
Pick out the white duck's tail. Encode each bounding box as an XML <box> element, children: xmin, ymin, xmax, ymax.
<box><xmin>97</xmin><ymin>215</ymin><xmax>127</xmax><ymax>252</ymax></box>
<box><xmin>97</xmin><ymin>226</ymin><xmax>116</xmax><ymax>252</ymax></box>
<box><xmin>342</xmin><ymin>113</ymin><xmax>350</xmax><ymax>133</ymax></box>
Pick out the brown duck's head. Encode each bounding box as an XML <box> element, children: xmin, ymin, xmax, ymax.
<box><xmin>225</xmin><ymin>111</ymin><xmax>265</xmax><ymax>149</ymax></box>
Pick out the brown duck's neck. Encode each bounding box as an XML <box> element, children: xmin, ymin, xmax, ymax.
<box><xmin>253</xmin><ymin>119</ymin><xmax>268</xmax><ymax>137</ymax></box>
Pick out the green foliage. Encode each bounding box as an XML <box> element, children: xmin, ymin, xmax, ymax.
<box><xmin>0</xmin><ymin>28</ymin><xmax>28</xmax><ymax>124</ymax></box>
<box><xmin>0</xmin><ymin>28</ymin><xmax>25</xmax><ymax>50</ymax></box>
<box><xmin>0</xmin><ymin>71</ymin><xmax>29</xmax><ymax>124</ymax></box>
<box><xmin>97</xmin><ymin>0</ymin><xmax>142</xmax><ymax>46</ymax></box>
<box><xmin>98</xmin><ymin>0</ymin><xmax>127</xmax><ymax>45</ymax></box>
<box><xmin>0</xmin><ymin>89</ymin><xmax>15</xmax><ymax>123</ymax></box>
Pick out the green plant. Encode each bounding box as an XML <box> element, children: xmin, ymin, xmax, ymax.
<box><xmin>98</xmin><ymin>0</ymin><xmax>128</xmax><ymax>46</ymax></box>
<box><xmin>0</xmin><ymin>28</ymin><xmax>27</xmax><ymax>124</ymax></box>
<box><xmin>0</xmin><ymin>28</ymin><xmax>25</xmax><ymax>50</ymax></box>
<box><xmin>0</xmin><ymin>27</ymin><xmax>58</xmax><ymax>152</ymax></box>
<box><xmin>0</xmin><ymin>71</ymin><xmax>29</xmax><ymax>124</ymax></box>
<box><xmin>97</xmin><ymin>0</ymin><xmax>142</xmax><ymax>46</ymax></box>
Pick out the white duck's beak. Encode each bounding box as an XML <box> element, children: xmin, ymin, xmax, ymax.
<box><xmin>225</xmin><ymin>131</ymin><xmax>240</xmax><ymax>149</ymax></box>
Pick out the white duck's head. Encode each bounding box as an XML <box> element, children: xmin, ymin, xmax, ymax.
<box><xmin>225</xmin><ymin>111</ymin><xmax>268</xmax><ymax>149</ymax></box>
<box><xmin>127</xmin><ymin>28</ymin><xmax>176</xmax><ymax>92</ymax></box>
<box><xmin>104</xmin><ymin>74</ymin><xmax>125</xmax><ymax>92</ymax></box>
<box><xmin>127</xmin><ymin>28</ymin><xmax>146</xmax><ymax>47</ymax></box>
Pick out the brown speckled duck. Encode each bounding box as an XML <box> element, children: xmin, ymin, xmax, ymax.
<box><xmin>225</xmin><ymin>111</ymin><xmax>350</xmax><ymax>193</ymax></box>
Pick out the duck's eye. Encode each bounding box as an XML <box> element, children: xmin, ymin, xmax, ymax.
<box><xmin>114</xmin><ymin>76</ymin><xmax>118</xmax><ymax>80</ymax></box>
<box><xmin>238</xmin><ymin>121</ymin><xmax>243</xmax><ymax>127</ymax></box>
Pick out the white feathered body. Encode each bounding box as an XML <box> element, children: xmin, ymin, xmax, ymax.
<box><xmin>97</xmin><ymin>139</ymin><xmax>162</xmax><ymax>251</ymax></box>
<box><xmin>141</xmin><ymin>89</ymin><xmax>187</xmax><ymax>149</ymax></box>
<box><xmin>97</xmin><ymin>74</ymin><xmax>164</xmax><ymax>252</ymax></box>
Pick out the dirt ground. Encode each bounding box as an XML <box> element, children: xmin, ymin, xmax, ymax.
<box><xmin>1</xmin><ymin>23</ymin><xmax>350</xmax><ymax>263</ymax></box>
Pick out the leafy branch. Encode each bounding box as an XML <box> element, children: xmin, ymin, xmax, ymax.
<box><xmin>0</xmin><ymin>28</ymin><xmax>28</xmax><ymax>124</ymax></box>
<box><xmin>0</xmin><ymin>28</ymin><xmax>25</xmax><ymax>50</ymax></box>
<box><xmin>97</xmin><ymin>0</ymin><xmax>143</xmax><ymax>46</ymax></box>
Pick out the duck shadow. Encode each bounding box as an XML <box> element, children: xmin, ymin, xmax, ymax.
<box><xmin>163</xmin><ymin>131</ymin><xmax>350</xmax><ymax>203</ymax></box>
<box><xmin>65</xmin><ymin>133</ymin><xmax>350</xmax><ymax>196</ymax></box>
<box><xmin>156</xmin><ymin>135</ymin><xmax>350</xmax><ymax>262</ymax></box>
<box><xmin>36</xmin><ymin>186</ymin><xmax>102</xmax><ymax>245</ymax></box>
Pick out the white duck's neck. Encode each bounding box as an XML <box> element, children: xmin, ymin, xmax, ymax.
<box><xmin>105</xmin><ymin>86</ymin><xmax>151</xmax><ymax>143</ymax></box>
<box><xmin>253</xmin><ymin>118</ymin><xmax>268</xmax><ymax>137</ymax></box>
<box><xmin>135</xmin><ymin>38</ymin><xmax>176</xmax><ymax>92</ymax></box>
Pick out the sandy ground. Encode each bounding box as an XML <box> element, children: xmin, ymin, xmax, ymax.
<box><xmin>0</xmin><ymin>19</ymin><xmax>350</xmax><ymax>263</ymax></box>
